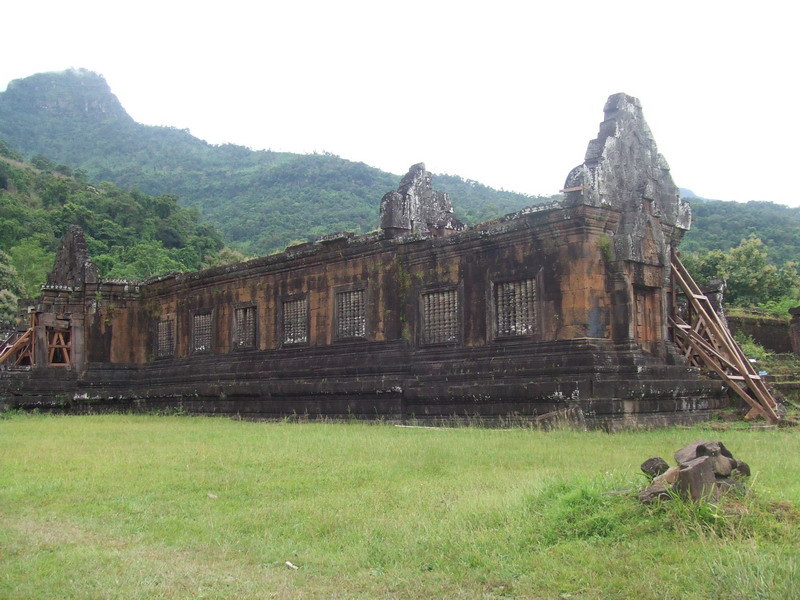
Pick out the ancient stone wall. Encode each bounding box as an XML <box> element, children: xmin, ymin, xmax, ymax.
<box><xmin>0</xmin><ymin>93</ymin><xmax>732</xmax><ymax>427</ymax></box>
<box><xmin>95</xmin><ymin>202</ymin><xmax>620</xmax><ymax>363</ymax></box>
<box><xmin>791</xmin><ymin>307</ymin><xmax>800</xmax><ymax>354</ymax></box>
<box><xmin>726</xmin><ymin>313</ymin><xmax>793</xmax><ymax>354</ymax></box>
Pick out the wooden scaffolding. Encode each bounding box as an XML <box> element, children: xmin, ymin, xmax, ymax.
<box><xmin>670</xmin><ymin>252</ymin><xmax>780</xmax><ymax>423</ymax></box>
<box><xmin>0</xmin><ymin>314</ymin><xmax>73</xmax><ymax>368</ymax></box>
<box><xmin>0</xmin><ymin>314</ymin><xmax>35</xmax><ymax>367</ymax></box>
<box><xmin>46</xmin><ymin>328</ymin><xmax>72</xmax><ymax>366</ymax></box>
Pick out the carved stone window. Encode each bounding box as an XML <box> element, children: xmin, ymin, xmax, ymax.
<box><xmin>421</xmin><ymin>289</ymin><xmax>459</xmax><ymax>345</ymax></box>
<box><xmin>494</xmin><ymin>278</ymin><xmax>536</xmax><ymax>337</ymax></box>
<box><xmin>156</xmin><ymin>319</ymin><xmax>174</xmax><ymax>358</ymax></box>
<box><xmin>234</xmin><ymin>305</ymin><xmax>257</xmax><ymax>349</ymax></box>
<box><xmin>282</xmin><ymin>297</ymin><xmax>308</xmax><ymax>345</ymax></box>
<box><xmin>192</xmin><ymin>311</ymin><xmax>213</xmax><ymax>353</ymax></box>
<box><xmin>335</xmin><ymin>289</ymin><xmax>366</xmax><ymax>340</ymax></box>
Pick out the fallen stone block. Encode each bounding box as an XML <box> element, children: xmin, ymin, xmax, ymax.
<box><xmin>711</xmin><ymin>454</ymin><xmax>736</xmax><ymax>477</ymax></box>
<box><xmin>638</xmin><ymin>481</ymin><xmax>671</xmax><ymax>505</ymax></box>
<box><xmin>652</xmin><ymin>465</ymin><xmax>680</xmax><ymax>487</ymax></box>
<box><xmin>674</xmin><ymin>440</ymin><xmax>733</xmax><ymax>466</ymax></box>
<box><xmin>675</xmin><ymin>456</ymin><xmax>717</xmax><ymax>501</ymax></box>
<box><xmin>732</xmin><ymin>460</ymin><xmax>751</xmax><ymax>477</ymax></box>
<box><xmin>641</xmin><ymin>457</ymin><xmax>670</xmax><ymax>478</ymax></box>
<box><xmin>715</xmin><ymin>477</ymin><xmax>746</xmax><ymax>496</ymax></box>
<box><xmin>533</xmin><ymin>406</ymin><xmax>586</xmax><ymax>430</ymax></box>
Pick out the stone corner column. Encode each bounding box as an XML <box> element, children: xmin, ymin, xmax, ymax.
<box><xmin>789</xmin><ymin>306</ymin><xmax>800</xmax><ymax>355</ymax></box>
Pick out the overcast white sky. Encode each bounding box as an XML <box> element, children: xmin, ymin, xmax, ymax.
<box><xmin>2</xmin><ymin>0</ymin><xmax>798</xmax><ymax>205</ymax></box>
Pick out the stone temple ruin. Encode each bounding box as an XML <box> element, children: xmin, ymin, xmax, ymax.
<box><xmin>0</xmin><ymin>94</ymin><xmax>780</xmax><ymax>426</ymax></box>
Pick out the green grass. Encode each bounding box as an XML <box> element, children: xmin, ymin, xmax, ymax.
<box><xmin>1</xmin><ymin>414</ymin><xmax>798</xmax><ymax>599</ymax></box>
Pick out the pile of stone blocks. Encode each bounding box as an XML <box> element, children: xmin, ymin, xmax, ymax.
<box><xmin>639</xmin><ymin>441</ymin><xmax>750</xmax><ymax>504</ymax></box>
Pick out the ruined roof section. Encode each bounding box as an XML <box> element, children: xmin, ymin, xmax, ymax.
<box><xmin>47</xmin><ymin>224</ymin><xmax>98</xmax><ymax>287</ymax></box>
<box><xmin>380</xmin><ymin>163</ymin><xmax>465</xmax><ymax>238</ymax></box>
<box><xmin>563</xmin><ymin>93</ymin><xmax>690</xmax><ymax>231</ymax></box>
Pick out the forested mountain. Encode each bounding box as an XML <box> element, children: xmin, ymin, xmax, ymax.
<box><xmin>680</xmin><ymin>200</ymin><xmax>800</xmax><ymax>265</ymax></box>
<box><xmin>0</xmin><ymin>139</ymin><xmax>225</xmax><ymax>322</ymax></box>
<box><xmin>0</xmin><ymin>69</ymin><xmax>551</xmax><ymax>255</ymax></box>
<box><xmin>2</xmin><ymin>69</ymin><xmax>798</xmax><ymax>315</ymax></box>
<box><xmin>679</xmin><ymin>188</ymin><xmax>706</xmax><ymax>201</ymax></box>
<box><xmin>677</xmin><ymin>199</ymin><xmax>800</xmax><ymax>311</ymax></box>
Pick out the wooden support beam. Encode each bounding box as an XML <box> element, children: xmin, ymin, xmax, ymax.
<box><xmin>670</xmin><ymin>253</ymin><xmax>780</xmax><ymax>423</ymax></box>
<box><xmin>0</xmin><ymin>329</ymin><xmax>33</xmax><ymax>365</ymax></box>
<box><xmin>47</xmin><ymin>329</ymin><xmax>72</xmax><ymax>366</ymax></box>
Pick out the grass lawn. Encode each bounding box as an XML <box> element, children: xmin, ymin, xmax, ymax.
<box><xmin>1</xmin><ymin>413</ymin><xmax>798</xmax><ymax>599</ymax></box>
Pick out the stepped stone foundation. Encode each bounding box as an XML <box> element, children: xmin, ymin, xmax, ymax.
<box><xmin>0</xmin><ymin>94</ymin><xmax>730</xmax><ymax>427</ymax></box>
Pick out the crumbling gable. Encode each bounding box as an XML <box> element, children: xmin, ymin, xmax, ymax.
<box><xmin>563</xmin><ymin>93</ymin><xmax>690</xmax><ymax>265</ymax></box>
<box><xmin>380</xmin><ymin>162</ymin><xmax>465</xmax><ymax>238</ymax></box>
<box><xmin>47</xmin><ymin>224</ymin><xmax>98</xmax><ymax>287</ymax></box>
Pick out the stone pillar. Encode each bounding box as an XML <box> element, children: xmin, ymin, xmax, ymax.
<box><xmin>33</xmin><ymin>319</ymin><xmax>48</xmax><ymax>367</ymax></box>
<box><xmin>71</xmin><ymin>314</ymin><xmax>85</xmax><ymax>373</ymax></box>
<box><xmin>790</xmin><ymin>307</ymin><xmax>800</xmax><ymax>355</ymax></box>
<box><xmin>702</xmin><ymin>279</ymin><xmax>727</xmax><ymax>327</ymax></box>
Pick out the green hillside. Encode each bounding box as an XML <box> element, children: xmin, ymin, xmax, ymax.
<box><xmin>0</xmin><ymin>69</ymin><xmax>550</xmax><ymax>255</ymax></box>
<box><xmin>681</xmin><ymin>200</ymin><xmax>800</xmax><ymax>266</ymax></box>
<box><xmin>0</xmin><ymin>139</ymin><xmax>224</xmax><ymax>323</ymax></box>
<box><xmin>2</xmin><ymin>69</ymin><xmax>798</xmax><ymax>315</ymax></box>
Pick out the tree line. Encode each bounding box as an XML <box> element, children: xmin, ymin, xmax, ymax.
<box><xmin>0</xmin><ymin>139</ymin><xmax>228</xmax><ymax>325</ymax></box>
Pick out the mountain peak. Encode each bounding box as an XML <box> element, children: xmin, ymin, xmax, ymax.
<box><xmin>0</xmin><ymin>69</ymin><xmax>554</xmax><ymax>255</ymax></box>
<box><xmin>2</xmin><ymin>68</ymin><xmax>131</xmax><ymax>123</ymax></box>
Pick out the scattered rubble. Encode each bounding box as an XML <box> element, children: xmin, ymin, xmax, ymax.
<box><xmin>640</xmin><ymin>456</ymin><xmax>669</xmax><ymax>478</ymax></box>
<box><xmin>532</xmin><ymin>406</ymin><xmax>586</xmax><ymax>430</ymax></box>
<box><xmin>638</xmin><ymin>440</ymin><xmax>750</xmax><ymax>504</ymax></box>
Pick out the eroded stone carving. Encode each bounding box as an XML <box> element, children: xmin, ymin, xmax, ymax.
<box><xmin>380</xmin><ymin>163</ymin><xmax>465</xmax><ymax>238</ymax></box>
<box><xmin>47</xmin><ymin>225</ymin><xmax>97</xmax><ymax>287</ymax></box>
<box><xmin>563</xmin><ymin>93</ymin><xmax>690</xmax><ymax>264</ymax></box>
